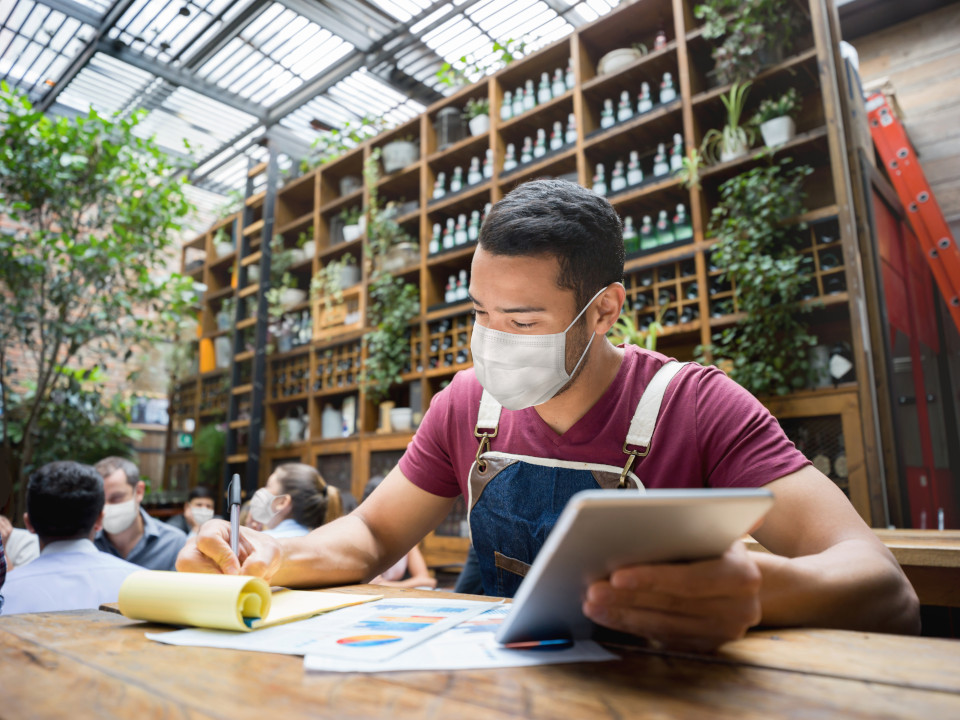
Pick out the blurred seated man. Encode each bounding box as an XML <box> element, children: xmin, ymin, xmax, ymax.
<box><xmin>0</xmin><ymin>514</ymin><xmax>40</xmax><ymax>571</ymax></box>
<box><xmin>2</xmin><ymin>461</ymin><xmax>140</xmax><ymax>615</ymax></box>
<box><xmin>93</xmin><ymin>456</ymin><xmax>186</xmax><ymax>570</ymax></box>
<box><xmin>167</xmin><ymin>486</ymin><xmax>218</xmax><ymax>537</ymax></box>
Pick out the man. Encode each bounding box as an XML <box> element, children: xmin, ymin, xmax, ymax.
<box><xmin>1</xmin><ymin>461</ymin><xmax>140</xmax><ymax>615</ymax></box>
<box><xmin>167</xmin><ymin>486</ymin><xmax>218</xmax><ymax>537</ymax></box>
<box><xmin>94</xmin><ymin>456</ymin><xmax>185</xmax><ymax>570</ymax></box>
<box><xmin>178</xmin><ymin>179</ymin><xmax>919</xmax><ymax>650</ymax></box>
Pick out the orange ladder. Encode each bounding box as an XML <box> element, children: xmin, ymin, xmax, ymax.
<box><xmin>866</xmin><ymin>91</ymin><xmax>960</xmax><ymax>334</ymax></box>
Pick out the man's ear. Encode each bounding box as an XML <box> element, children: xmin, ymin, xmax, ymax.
<box><xmin>92</xmin><ymin>510</ymin><xmax>104</xmax><ymax>535</ymax></box>
<box><xmin>594</xmin><ymin>282</ymin><xmax>626</xmax><ymax>335</ymax></box>
<box><xmin>134</xmin><ymin>480</ymin><xmax>146</xmax><ymax>504</ymax></box>
<box><xmin>24</xmin><ymin>513</ymin><xmax>35</xmax><ymax>534</ymax></box>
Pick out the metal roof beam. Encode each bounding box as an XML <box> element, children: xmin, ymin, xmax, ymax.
<box><xmin>179</xmin><ymin>0</ymin><xmax>270</xmax><ymax>70</ymax></box>
<box><xmin>263</xmin><ymin>53</ymin><xmax>365</xmax><ymax>126</ymax></box>
<box><xmin>540</xmin><ymin>0</ymin><xmax>584</xmax><ymax>27</ymax></box>
<box><xmin>274</xmin><ymin>0</ymin><xmax>374</xmax><ymax>51</ymax></box>
<box><xmin>30</xmin><ymin>0</ymin><xmax>102</xmax><ymax>28</ymax></box>
<box><xmin>36</xmin><ymin>0</ymin><xmax>139</xmax><ymax>113</ymax></box>
<box><xmin>97</xmin><ymin>41</ymin><xmax>264</xmax><ymax>119</ymax></box>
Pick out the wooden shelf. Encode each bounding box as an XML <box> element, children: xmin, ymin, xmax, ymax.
<box><xmin>692</xmin><ymin>48</ymin><xmax>818</xmax><ymax>108</ymax></box>
<box><xmin>700</xmin><ymin>126</ymin><xmax>829</xmax><ymax>180</ymax></box>
<box><xmin>426</xmin><ymin>181</ymin><xmax>492</xmax><ymax>214</ymax></box>
<box><xmin>581</xmin><ymin>42</ymin><xmax>679</xmax><ymax>93</ymax></box>
<box><xmin>496</xmin><ymin>89</ymin><xmax>574</xmax><ymax>132</ymax></box>
<box><xmin>242</xmin><ymin>219</ymin><xmax>264</xmax><ymax>237</ymax></box>
<box><xmin>319</xmin><ymin>187</ymin><xmax>363</xmax><ymax>216</ymax></box>
<box><xmin>276</xmin><ymin>211</ymin><xmax>314</xmax><ymax>236</ymax></box>
<box><xmin>582</xmin><ymin>99</ymin><xmax>683</xmax><ymax>150</ymax></box>
<box><xmin>427</xmin><ymin>132</ymin><xmax>489</xmax><ymax>164</ymax></box>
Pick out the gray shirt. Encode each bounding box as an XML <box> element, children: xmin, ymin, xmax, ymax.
<box><xmin>95</xmin><ymin>508</ymin><xmax>186</xmax><ymax>571</ymax></box>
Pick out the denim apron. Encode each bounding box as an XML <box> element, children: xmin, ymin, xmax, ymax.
<box><xmin>467</xmin><ymin>361</ymin><xmax>688</xmax><ymax>597</ymax></box>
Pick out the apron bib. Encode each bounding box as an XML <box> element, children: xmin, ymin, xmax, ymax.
<box><xmin>467</xmin><ymin>361</ymin><xmax>687</xmax><ymax>597</ymax></box>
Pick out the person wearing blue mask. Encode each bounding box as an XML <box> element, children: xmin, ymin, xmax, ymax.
<box><xmin>93</xmin><ymin>456</ymin><xmax>186</xmax><ymax>571</ymax></box>
<box><xmin>178</xmin><ymin>179</ymin><xmax>918</xmax><ymax>651</ymax></box>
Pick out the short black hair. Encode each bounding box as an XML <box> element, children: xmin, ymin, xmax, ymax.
<box><xmin>188</xmin><ymin>486</ymin><xmax>214</xmax><ymax>502</ymax></box>
<box><xmin>27</xmin><ymin>461</ymin><xmax>105</xmax><ymax>541</ymax></box>
<box><xmin>478</xmin><ymin>179</ymin><xmax>624</xmax><ymax>307</ymax></box>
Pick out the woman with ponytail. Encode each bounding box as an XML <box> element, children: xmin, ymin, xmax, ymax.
<box><xmin>249</xmin><ymin>463</ymin><xmax>342</xmax><ymax>538</ymax></box>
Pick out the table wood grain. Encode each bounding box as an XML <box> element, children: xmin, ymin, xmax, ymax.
<box><xmin>2</xmin><ymin>587</ymin><xmax>959</xmax><ymax>719</ymax></box>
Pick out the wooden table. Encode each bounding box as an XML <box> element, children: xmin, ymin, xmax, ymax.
<box><xmin>2</xmin><ymin>586</ymin><xmax>959</xmax><ymax>719</ymax></box>
<box><xmin>746</xmin><ymin>529</ymin><xmax>960</xmax><ymax>608</ymax></box>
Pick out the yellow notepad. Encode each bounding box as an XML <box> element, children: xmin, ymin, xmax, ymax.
<box><xmin>118</xmin><ymin>571</ymin><xmax>380</xmax><ymax>632</ymax></box>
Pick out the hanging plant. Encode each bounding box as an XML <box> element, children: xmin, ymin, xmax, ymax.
<box><xmin>699</xmin><ymin>159</ymin><xmax>817</xmax><ymax>396</ymax></box>
<box><xmin>694</xmin><ymin>0</ymin><xmax>804</xmax><ymax>86</ymax></box>
<box><xmin>361</xmin><ymin>148</ymin><xmax>421</xmax><ymax>403</ymax></box>
<box><xmin>701</xmin><ymin>82</ymin><xmax>754</xmax><ymax>164</ymax></box>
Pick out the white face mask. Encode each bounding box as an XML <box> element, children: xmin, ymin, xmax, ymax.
<box><xmin>191</xmin><ymin>507</ymin><xmax>214</xmax><ymax>527</ymax></box>
<box><xmin>102</xmin><ymin>498</ymin><xmax>139</xmax><ymax>534</ymax></box>
<box><xmin>470</xmin><ymin>286</ymin><xmax>609</xmax><ymax>411</ymax></box>
<box><xmin>250</xmin><ymin>488</ymin><xmax>285</xmax><ymax>527</ymax></box>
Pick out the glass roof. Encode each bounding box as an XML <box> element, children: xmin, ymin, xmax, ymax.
<box><xmin>0</xmin><ymin>0</ymin><xmax>614</xmax><ymax>202</ymax></box>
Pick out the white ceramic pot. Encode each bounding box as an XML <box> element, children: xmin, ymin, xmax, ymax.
<box><xmin>598</xmin><ymin>48</ymin><xmax>642</xmax><ymax>75</ymax></box>
<box><xmin>720</xmin><ymin>138</ymin><xmax>750</xmax><ymax>163</ymax></box>
<box><xmin>381</xmin><ymin>242</ymin><xmax>419</xmax><ymax>273</ymax></box>
<box><xmin>214</xmin><ymin>241</ymin><xmax>234</xmax><ymax>258</ymax></box>
<box><xmin>339</xmin><ymin>175</ymin><xmax>362</xmax><ymax>196</ymax></box>
<box><xmin>289</xmin><ymin>248</ymin><xmax>307</xmax><ymax>265</ymax></box>
<box><xmin>468</xmin><ymin>114</ymin><xmax>490</xmax><ymax>136</ymax></box>
<box><xmin>342</xmin><ymin>224</ymin><xmax>362</xmax><ymax>243</ymax></box>
<box><xmin>247</xmin><ymin>265</ymin><xmax>259</xmax><ymax>283</ymax></box>
<box><xmin>760</xmin><ymin>116</ymin><xmax>797</xmax><ymax>148</ymax></box>
<box><xmin>280</xmin><ymin>288</ymin><xmax>307</xmax><ymax>308</ymax></box>
<box><xmin>390</xmin><ymin>407</ymin><xmax>413</xmax><ymax>432</ymax></box>
<box><xmin>339</xmin><ymin>263</ymin><xmax>361</xmax><ymax>288</ymax></box>
<box><xmin>300</xmin><ymin>240</ymin><xmax>316</xmax><ymax>259</ymax></box>
<box><xmin>381</xmin><ymin>140</ymin><xmax>419</xmax><ymax>174</ymax></box>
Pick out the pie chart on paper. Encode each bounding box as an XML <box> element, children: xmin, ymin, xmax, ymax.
<box><xmin>336</xmin><ymin>634</ymin><xmax>403</xmax><ymax>647</ymax></box>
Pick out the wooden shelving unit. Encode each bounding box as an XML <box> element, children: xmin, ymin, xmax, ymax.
<box><xmin>165</xmin><ymin>0</ymin><xmax>882</xmax><ymax>565</ymax></box>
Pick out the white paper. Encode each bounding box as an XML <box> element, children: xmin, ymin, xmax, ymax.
<box><xmin>146</xmin><ymin>597</ymin><xmax>495</xmax><ymax>661</ymax></box>
<box><xmin>304</xmin><ymin>604</ymin><xmax>618</xmax><ymax>673</ymax></box>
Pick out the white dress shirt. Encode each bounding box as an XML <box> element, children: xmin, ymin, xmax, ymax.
<box><xmin>263</xmin><ymin>518</ymin><xmax>312</xmax><ymax>538</ymax></box>
<box><xmin>1</xmin><ymin>538</ymin><xmax>141</xmax><ymax>615</ymax></box>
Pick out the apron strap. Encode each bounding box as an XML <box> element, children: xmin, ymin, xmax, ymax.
<box><xmin>474</xmin><ymin>390</ymin><xmax>502</xmax><ymax>471</ymax></box>
<box><xmin>618</xmin><ymin>360</ymin><xmax>688</xmax><ymax>487</ymax></box>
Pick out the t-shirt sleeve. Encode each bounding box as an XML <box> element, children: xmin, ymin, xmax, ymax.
<box><xmin>695</xmin><ymin>367</ymin><xmax>810</xmax><ymax>487</ymax></box>
<box><xmin>398</xmin><ymin>382</ymin><xmax>463</xmax><ymax>498</ymax></box>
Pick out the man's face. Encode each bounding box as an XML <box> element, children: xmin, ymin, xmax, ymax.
<box><xmin>469</xmin><ymin>247</ymin><xmax>593</xmax><ymax>383</ymax></box>
<box><xmin>102</xmin><ymin>469</ymin><xmax>144</xmax><ymax>507</ymax></box>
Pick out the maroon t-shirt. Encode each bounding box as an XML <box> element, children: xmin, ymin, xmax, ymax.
<box><xmin>399</xmin><ymin>345</ymin><xmax>809</xmax><ymax>498</ymax></box>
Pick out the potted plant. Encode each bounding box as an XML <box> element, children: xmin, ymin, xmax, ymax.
<box><xmin>464</xmin><ymin>97</ymin><xmax>491</xmax><ymax>136</ymax></box>
<box><xmin>212</xmin><ymin>227</ymin><xmax>234</xmax><ymax>258</ymax></box>
<box><xmin>695</xmin><ymin>0</ymin><xmax>803</xmax><ymax>86</ymax></box>
<box><xmin>339</xmin><ymin>206</ymin><xmax>363</xmax><ymax>243</ymax></box>
<box><xmin>607</xmin><ymin>309</ymin><xmax>664</xmax><ymax>351</ymax></box>
<box><xmin>310</xmin><ymin>254</ymin><xmax>359</xmax><ymax>314</ymax></box>
<box><xmin>266</xmin><ymin>235</ymin><xmax>303</xmax><ymax>320</ymax></box>
<box><xmin>381</xmin><ymin>135</ymin><xmax>419</xmax><ymax>174</ymax></box>
<box><xmin>751</xmin><ymin>87</ymin><xmax>801</xmax><ymax>148</ymax></box>
<box><xmin>701</xmin><ymin>81</ymin><xmax>753</xmax><ymax>164</ymax></box>
<box><xmin>698</xmin><ymin>159</ymin><xmax>817</xmax><ymax>396</ymax></box>
<box><xmin>216</xmin><ymin>297</ymin><xmax>234</xmax><ymax>332</ymax></box>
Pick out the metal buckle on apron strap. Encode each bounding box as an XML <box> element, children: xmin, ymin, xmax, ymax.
<box><xmin>475</xmin><ymin>426</ymin><xmax>498</xmax><ymax>472</ymax></box>
<box><xmin>618</xmin><ymin>441</ymin><xmax>649</xmax><ymax>488</ymax></box>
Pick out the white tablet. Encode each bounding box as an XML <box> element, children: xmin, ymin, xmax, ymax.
<box><xmin>494</xmin><ymin>488</ymin><xmax>774</xmax><ymax>644</ymax></box>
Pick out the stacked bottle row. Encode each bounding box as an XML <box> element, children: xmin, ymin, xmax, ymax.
<box><xmin>432</xmin><ymin>154</ymin><xmax>492</xmax><ymax>200</ymax></box>
<box><xmin>596</xmin><ymin>72</ymin><xmax>679</xmax><ymax>132</ymax></box>
<box><xmin>199</xmin><ymin>377</ymin><xmax>228</xmax><ymax>415</ymax></box>
<box><xmin>270</xmin><ymin>353</ymin><xmax>310</xmax><ymax>399</ymax></box>
<box><xmin>623</xmin><ymin>204</ymin><xmax>693</xmax><ymax>253</ymax></box>
<box><xmin>315</xmin><ymin>341</ymin><xmax>363</xmax><ymax>393</ymax></box>
<box><xmin>443</xmin><ymin>269</ymin><xmax>470</xmax><ymax>305</ymax></box>
<box><xmin>427</xmin><ymin>313</ymin><xmax>473</xmax><ymax>369</ymax></box>
<box><xmin>428</xmin><ymin>203</ymin><xmax>491</xmax><ymax>256</ymax></box>
<box><xmin>593</xmin><ymin>133</ymin><xmax>684</xmax><ymax>197</ymax></box>
<box><xmin>500</xmin><ymin>62</ymin><xmax>575</xmax><ymax>123</ymax></box>
<box><xmin>628</xmin><ymin>260</ymin><xmax>700</xmax><ymax>330</ymax></box>
<box><xmin>502</xmin><ymin>115</ymin><xmax>577</xmax><ymax>174</ymax></box>
<box><xmin>276</xmin><ymin>309</ymin><xmax>313</xmax><ymax>352</ymax></box>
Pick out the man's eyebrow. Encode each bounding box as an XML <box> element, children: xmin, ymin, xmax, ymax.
<box><xmin>468</xmin><ymin>292</ymin><xmax>546</xmax><ymax>314</ymax></box>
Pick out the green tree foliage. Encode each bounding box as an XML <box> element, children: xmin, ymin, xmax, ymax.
<box><xmin>699</xmin><ymin>159</ymin><xmax>817</xmax><ymax>396</ymax></box>
<box><xmin>0</xmin><ymin>82</ymin><xmax>197</xmax><ymax>508</ymax></box>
